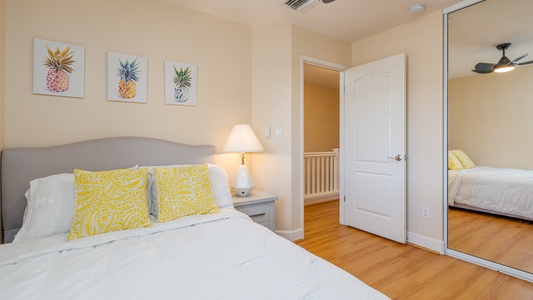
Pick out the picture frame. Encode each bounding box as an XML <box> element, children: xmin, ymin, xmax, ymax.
<box><xmin>33</xmin><ymin>38</ymin><xmax>85</xmax><ymax>98</ymax></box>
<box><xmin>164</xmin><ymin>60</ymin><xmax>198</xmax><ymax>106</ymax></box>
<box><xmin>107</xmin><ymin>52</ymin><xmax>148</xmax><ymax>103</ymax></box>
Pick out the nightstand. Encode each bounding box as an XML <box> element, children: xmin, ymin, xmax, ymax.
<box><xmin>232</xmin><ymin>190</ymin><xmax>277</xmax><ymax>232</ymax></box>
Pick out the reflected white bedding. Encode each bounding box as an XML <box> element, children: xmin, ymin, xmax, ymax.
<box><xmin>448</xmin><ymin>167</ymin><xmax>533</xmax><ymax>219</ymax></box>
<box><xmin>0</xmin><ymin>208</ymin><xmax>388</xmax><ymax>300</ymax></box>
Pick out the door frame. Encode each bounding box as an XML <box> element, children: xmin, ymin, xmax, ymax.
<box><xmin>443</xmin><ymin>0</ymin><xmax>533</xmax><ymax>282</ymax></box>
<box><xmin>299</xmin><ymin>56</ymin><xmax>348</xmax><ymax>233</ymax></box>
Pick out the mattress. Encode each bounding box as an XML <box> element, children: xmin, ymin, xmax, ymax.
<box><xmin>448</xmin><ymin>166</ymin><xmax>533</xmax><ymax>220</ymax></box>
<box><xmin>0</xmin><ymin>208</ymin><xmax>388</xmax><ymax>299</ymax></box>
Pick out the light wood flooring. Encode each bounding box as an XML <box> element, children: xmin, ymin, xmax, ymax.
<box><xmin>295</xmin><ymin>200</ymin><xmax>533</xmax><ymax>299</ymax></box>
<box><xmin>448</xmin><ymin>207</ymin><xmax>533</xmax><ymax>274</ymax></box>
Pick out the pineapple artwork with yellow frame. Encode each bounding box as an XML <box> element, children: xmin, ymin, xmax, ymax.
<box><xmin>164</xmin><ymin>60</ymin><xmax>198</xmax><ymax>106</ymax></box>
<box><xmin>107</xmin><ymin>52</ymin><xmax>148</xmax><ymax>103</ymax></box>
<box><xmin>33</xmin><ymin>38</ymin><xmax>85</xmax><ymax>98</ymax></box>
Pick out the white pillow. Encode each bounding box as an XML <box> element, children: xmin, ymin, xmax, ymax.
<box><xmin>14</xmin><ymin>166</ymin><xmax>142</xmax><ymax>243</ymax></box>
<box><xmin>144</xmin><ymin>163</ymin><xmax>233</xmax><ymax>218</ymax></box>
<box><xmin>14</xmin><ymin>173</ymin><xmax>75</xmax><ymax>243</ymax></box>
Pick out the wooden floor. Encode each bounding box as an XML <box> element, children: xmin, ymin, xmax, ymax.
<box><xmin>448</xmin><ymin>207</ymin><xmax>533</xmax><ymax>274</ymax></box>
<box><xmin>295</xmin><ymin>200</ymin><xmax>533</xmax><ymax>299</ymax></box>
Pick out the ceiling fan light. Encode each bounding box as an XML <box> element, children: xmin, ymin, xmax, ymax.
<box><xmin>494</xmin><ymin>65</ymin><xmax>515</xmax><ymax>73</ymax></box>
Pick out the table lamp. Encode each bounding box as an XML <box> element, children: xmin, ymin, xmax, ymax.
<box><xmin>222</xmin><ymin>124</ymin><xmax>264</xmax><ymax>196</ymax></box>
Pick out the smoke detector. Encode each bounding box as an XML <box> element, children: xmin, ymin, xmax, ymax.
<box><xmin>284</xmin><ymin>0</ymin><xmax>320</xmax><ymax>13</ymax></box>
<box><xmin>408</xmin><ymin>3</ymin><xmax>425</xmax><ymax>15</ymax></box>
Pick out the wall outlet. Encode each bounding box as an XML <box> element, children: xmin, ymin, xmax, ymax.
<box><xmin>422</xmin><ymin>207</ymin><xmax>430</xmax><ymax>219</ymax></box>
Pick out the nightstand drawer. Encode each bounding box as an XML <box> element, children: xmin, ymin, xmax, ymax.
<box><xmin>237</xmin><ymin>204</ymin><xmax>271</xmax><ymax>223</ymax></box>
<box><xmin>232</xmin><ymin>190</ymin><xmax>277</xmax><ymax>232</ymax></box>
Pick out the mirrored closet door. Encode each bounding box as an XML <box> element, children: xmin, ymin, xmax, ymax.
<box><xmin>446</xmin><ymin>0</ymin><xmax>533</xmax><ymax>279</ymax></box>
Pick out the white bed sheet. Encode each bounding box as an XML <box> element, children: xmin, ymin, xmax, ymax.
<box><xmin>448</xmin><ymin>166</ymin><xmax>533</xmax><ymax>219</ymax></box>
<box><xmin>0</xmin><ymin>208</ymin><xmax>388</xmax><ymax>300</ymax></box>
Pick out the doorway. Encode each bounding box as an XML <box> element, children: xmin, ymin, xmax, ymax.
<box><xmin>300</xmin><ymin>56</ymin><xmax>346</xmax><ymax>232</ymax></box>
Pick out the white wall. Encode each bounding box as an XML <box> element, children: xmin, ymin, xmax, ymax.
<box><xmin>351</xmin><ymin>11</ymin><xmax>445</xmax><ymax>251</ymax></box>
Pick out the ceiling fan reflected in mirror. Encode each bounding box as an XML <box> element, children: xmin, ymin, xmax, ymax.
<box><xmin>472</xmin><ymin>43</ymin><xmax>533</xmax><ymax>74</ymax></box>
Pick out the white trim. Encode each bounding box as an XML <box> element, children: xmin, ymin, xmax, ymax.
<box><xmin>442</xmin><ymin>0</ymin><xmax>484</xmax><ymax>14</ymax></box>
<box><xmin>407</xmin><ymin>232</ymin><xmax>445</xmax><ymax>254</ymax></box>
<box><xmin>443</xmin><ymin>0</ymin><xmax>533</xmax><ymax>282</ymax></box>
<box><xmin>304</xmin><ymin>192</ymin><xmax>339</xmax><ymax>204</ymax></box>
<box><xmin>447</xmin><ymin>249</ymin><xmax>533</xmax><ymax>282</ymax></box>
<box><xmin>339</xmin><ymin>71</ymin><xmax>346</xmax><ymax>225</ymax></box>
<box><xmin>276</xmin><ymin>228</ymin><xmax>304</xmax><ymax>241</ymax></box>
<box><xmin>301</xmin><ymin>56</ymin><xmax>347</xmax><ymax>71</ymax></box>
<box><xmin>300</xmin><ymin>55</ymin><xmax>348</xmax><ymax>238</ymax></box>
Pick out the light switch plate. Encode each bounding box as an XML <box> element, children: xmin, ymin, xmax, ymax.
<box><xmin>275</xmin><ymin>128</ymin><xmax>283</xmax><ymax>139</ymax></box>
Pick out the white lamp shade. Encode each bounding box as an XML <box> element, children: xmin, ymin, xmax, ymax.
<box><xmin>222</xmin><ymin>124</ymin><xmax>263</xmax><ymax>153</ymax></box>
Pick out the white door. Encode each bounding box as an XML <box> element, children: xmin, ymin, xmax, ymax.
<box><xmin>342</xmin><ymin>53</ymin><xmax>406</xmax><ymax>243</ymax></box>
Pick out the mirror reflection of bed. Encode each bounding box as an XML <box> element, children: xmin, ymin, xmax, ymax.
<box><xmin>447</xmin><ymin>0</ymin><xmax>533</xmax><ymax>274</ymax></box>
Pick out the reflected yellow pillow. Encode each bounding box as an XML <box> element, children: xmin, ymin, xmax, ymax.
<box><xmin>68</xmin><ymin>168</ymin><xmax>151</xmax><ymax>240</ymax></box>
<box><xmin>448</xmin><ymin>150</ymin><xmax>464</xmax><ymax>170</ymax></box>
<box><xmin>155</xmin><ymin>164</ymin><xmax>219</xmax><ymax>223</ymax></box>
<box><xmin>452</xmin><ymin>149</ymin><xmax>476</xmax><ymax>169</ymax></box>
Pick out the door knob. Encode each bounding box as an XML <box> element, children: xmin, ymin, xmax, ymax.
<box><xmin>387</xmin><ymin>154</ymin><xmax>403</xmax><ymax>161</ymax></box>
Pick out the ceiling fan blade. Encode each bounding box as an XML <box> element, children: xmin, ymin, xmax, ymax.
<box><xmin>471</xmin><ymin>69</ymin><xmax>493</xmax><ymax>74</ymax></box>
<box><xmin>517</xmin><ymin>60</ymin><xmax>533</xmax><ymax>66</ymax></box>
<box><xmin>512</xmin><ymin>53</ymin><xmax>528</xmax><ymax>63</ymax></box>
<box><xmin>322</xmin><ymin>0</ymin><xmax>336</xmax><ymax>3</ymax></box>
<box><xmin>474</xmin><ymin>62</ymin><xmax>495</xmax><ymax>72</ymax></box>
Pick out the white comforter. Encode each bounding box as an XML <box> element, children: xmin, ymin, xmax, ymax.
<box><xmin>0</xmin><ymin>208</ymin><xmax>388</xmax><ymax>300</ymax></box>
<box><xmin>448</xmin><ymin>166</ymin><xmax>533</xmax><ymax>219</ymax></box>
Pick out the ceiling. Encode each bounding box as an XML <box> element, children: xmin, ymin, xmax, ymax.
<box><xmin>304</xmin><ymin>64</ymin><xmax>340</xmax><ymax>90</ymax></box>
<box><xmin>163</xmin><ymin>0</ymin><xmax>464</xmax><ymax>44</ymax></box>
<box><xmin>448</xmin><ymin>0</ymin><xmax>533</xmax><ymax>78</ymax></box>
<box><xmin>163</xmin><ymin>0</ymin><xmax>533</xmax><ymax>82</ymax></box>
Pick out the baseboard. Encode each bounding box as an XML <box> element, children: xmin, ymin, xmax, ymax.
<box><xmin>407</xmin><ymin>231</ymin><xmax>445</xmax><ymax>254</ymax></box>
<box><xmin>304</xmin><ymin>198</ymin><xmax>339</xmax><ymax>206</ymax></box>
<box><xmin>276</xmin><ymin>228</ymin><xmax>304</xmax><ymax>241</ymax></box>
<box><xmin>304</xmin><ymin>192</ymin><xmax>339</xmax><ymax>205</ymax></box>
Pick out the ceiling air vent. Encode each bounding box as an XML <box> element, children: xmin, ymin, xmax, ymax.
<box><xmin>284</xmin><ymin>0</ymin><xmax>320</xmax><ymax>13</ymax></box>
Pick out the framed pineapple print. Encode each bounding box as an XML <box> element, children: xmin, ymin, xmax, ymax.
<box><xmin>164</xmin><ymin>60</ymin><xmax>197</xmax><ymax>106</ymax></box>
<box><xmin>33</xmin><ymin>38</ymin><xmax>85</xmax><ymax>98</ymax></box>
<box><xmin>107</xmin><ymin>52</ymin><xmax>148</xmax><ymax>103</ymax></box>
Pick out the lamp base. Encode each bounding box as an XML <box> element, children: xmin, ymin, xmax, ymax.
<box><xmin>232</xmin><ymin>186</ymin><xmax>254</xmax><ymax>197</ymax></box>
<box><xmin>232</xmin><ymin>164</ymin><xmax>255</xmax><ymax>197</ymax></box>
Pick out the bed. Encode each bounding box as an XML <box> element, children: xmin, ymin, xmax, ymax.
<box><xmin>0</xmin><ymin>137</ymin><xmax>388</xmax><ymax>299</ymax></box>
<box><xmin>448</xmin><ymin>166</ymin><xmax>533</xmax><ymax>221</ymax></box>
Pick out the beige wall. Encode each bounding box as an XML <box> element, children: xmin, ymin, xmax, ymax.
<box><xmin>4</xmin><ymin>0</ymin><xmax>445</xmax><ymax>247</ymax></box>
<box><xmin>449</xmin><ymin>66</ymin><xmax>533</xmax><ymax>169</ymax></box>
<box><xmin>251</xmin><ymin>25</ymin><xmax>293</xmax><ymax>234</ymax></box>
<box><xmin>351</xmin><ymin>11</ymin><xmax>445</xmax><ymax>248</ymax></box>
<box><xmin>304</xmin><ymin>84</ymin><xmax>339</xmax><ymax>152</ymax></box>
<box><xmin>252</xmin><ymin>25</ymin><xmax>350</xmax><ymax>237</ymax></box>
<box><xmin>5</xmin><ymin>0</ymin><xmax>252</xmax><ymax>163</ymax></box>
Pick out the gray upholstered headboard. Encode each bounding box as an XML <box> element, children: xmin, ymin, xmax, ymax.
<box><xmin>1</xmin><ymin>137</ymin><xmax>215</xmax><ymax>243</ymax></box>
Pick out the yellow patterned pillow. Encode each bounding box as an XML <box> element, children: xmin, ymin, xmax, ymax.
<box><xmin>155</xmin><ymin>164</ymin><xmax>219</xmax><ymax>223</ymax></box>
<box><xmin>68</xmin><ymin>168</ymin><xmax>151</xmax><ymax>240</ymax></box>
<box><xmin>448</xmin><ymin>150</ymin><xmax>464</xmax><ymax>170</ymax></box>
<box><xmin>452</xmin><ymin>149</ymin><xmax>476</xmax><ymax>169</ymax></box>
